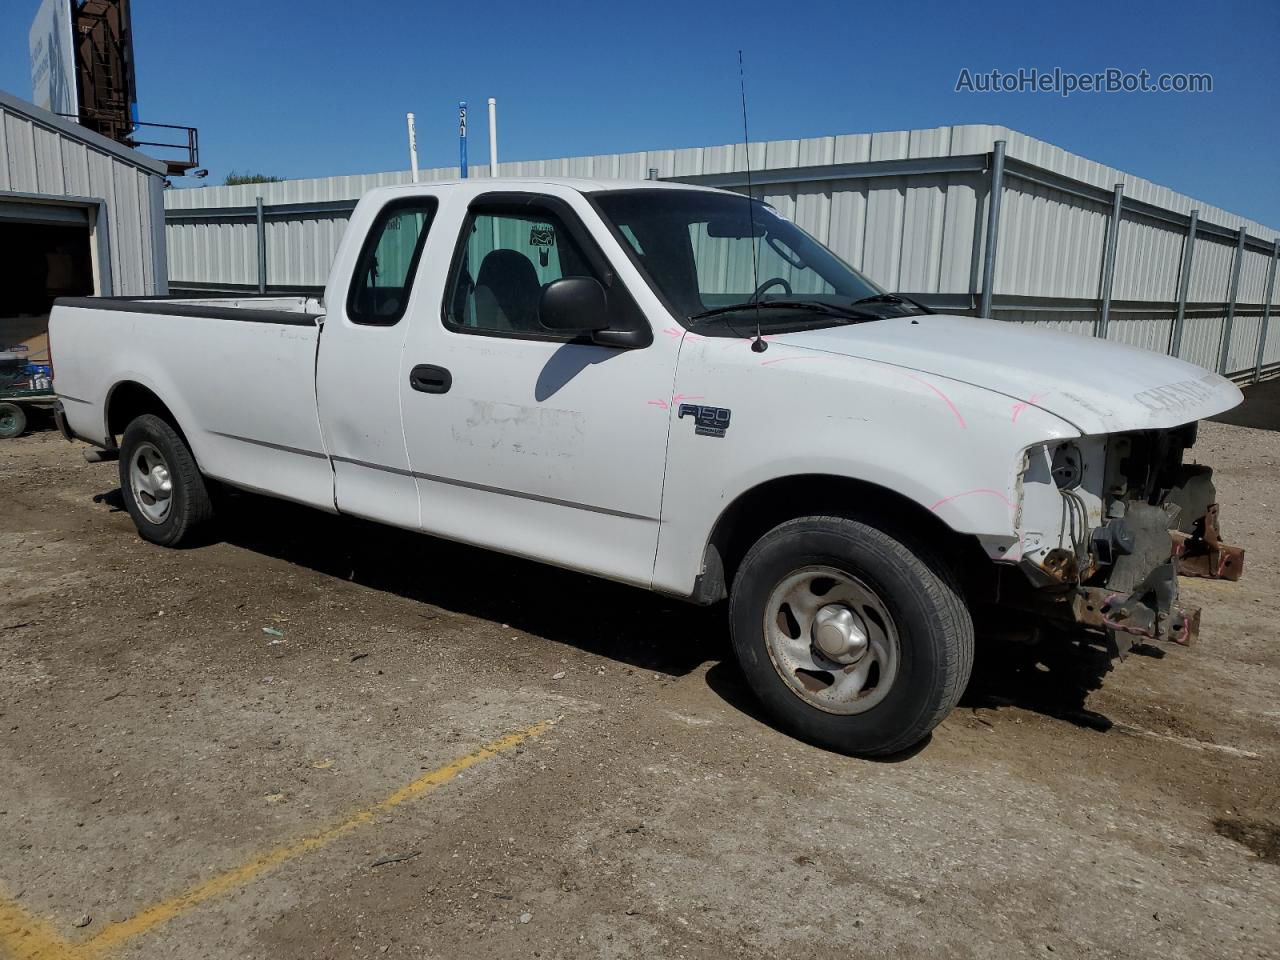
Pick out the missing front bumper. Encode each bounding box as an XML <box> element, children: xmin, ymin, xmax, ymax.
<box><xmin>1073</xmin><ymin>583</ymin><xmax>1200</xmax><ymax>646</ymax></box>
<box><xmin>1062</xmin><ymin>496</ymin><xmax>1238</xmax><ymax>647</ymax></box>
<box><xmin>1172</xmin><ymin>503</ymin><xmax>1244</xmax><ymax>581</ymax></box>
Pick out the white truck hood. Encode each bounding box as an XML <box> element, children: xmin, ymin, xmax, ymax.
<box><xmin>769</xmin><ymin>313</ymin><xmax>1243</xmax><ymax>435</ymax></box>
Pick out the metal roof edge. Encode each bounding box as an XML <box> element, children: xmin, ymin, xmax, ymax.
<box><xmin>0</xmin><ymin>87</ymin><xmax>168</xmax><ymax>178</ymax></box>
<box><xmin>158</xmin><ymin>122</ymin><xmax>1279</xmax><ymax>239</ymax></box>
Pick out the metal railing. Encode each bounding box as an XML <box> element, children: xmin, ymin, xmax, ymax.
<box><xmin>128</xmin><ymin>120</ymin><xmax>200</xmax><ymax>177</ymax></box>
<box><xmin>55</xmin><ymin>113</ymin><xmax>201</xmax><ymax>176</ymax></box>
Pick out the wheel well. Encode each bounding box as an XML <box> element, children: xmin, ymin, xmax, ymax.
<box><xmin>694</xmin><ymin>474</ymin><xmax>992</xmax><ymax>603</ymax></box>
<box><xmin>105</xmin><ymin>381</ymin><xmax>184</xmax><ymax>443</ymax></box>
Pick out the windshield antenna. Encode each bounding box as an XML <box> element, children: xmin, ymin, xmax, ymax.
<box><xmin>738</xmin><ymin>50</ymin><xmax>767</xmax><ymax>353</ymax></box>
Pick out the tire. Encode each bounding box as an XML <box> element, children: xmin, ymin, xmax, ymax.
<box><xmin>118</xmin><ymin>414</ymin><xmax>214</xmax><ymax>547</ymax></box>
<box><xmin>729</xmin><ymin>516</ymin><xmax>974</xmax><ymax>757</ymax></box>
<box><xmin>0</xmin><ymin>402</ymin><xmax>27</xmax><ymax>439</ymax></box>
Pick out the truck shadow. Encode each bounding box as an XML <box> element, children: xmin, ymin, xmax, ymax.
<box><xmin>701</xmin><ymin>629</ymin><xmax>1129</xmax><ymax>755</ymax></box>
<box><xmin>213</xmin><ymin>490</ymin><xmax>723</xmax><ymax>678</ymax></box>
<box><xmin>98</xmin><ymin>485</ymin><xmax>1131</xmax><ymax>741</ymax></box>
<box><xmin>1211</xmin><ymin>376</ymin><xmax>1280</xmax><ymax>432</ymax></box>
<box><xmin>958</xmin><ymin>632</ymin><xmax>1134</xmax><ymax>731</ymax></box>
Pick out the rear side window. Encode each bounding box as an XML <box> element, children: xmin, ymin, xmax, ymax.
<box><xmin>347</xmin><ymin>198</ymin><xmax>438</xmax><ymax>326</ymax></box>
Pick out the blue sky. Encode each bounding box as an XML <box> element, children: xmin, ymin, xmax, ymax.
<box><xmin>2</xmin><ymin>0</ymin><xmax>1277</xmax><ymax>225</ymax></box>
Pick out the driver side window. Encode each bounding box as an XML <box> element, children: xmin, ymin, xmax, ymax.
<box><xmin>445</xmin><ymin>209</ymin><xmax>595</xmax><ymax>336</ymax></box>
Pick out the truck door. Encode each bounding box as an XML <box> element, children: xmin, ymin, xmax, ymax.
<box><xmin>397</xmin><ymin>190</ymin><xmax>673</xmax><ymax>588</ymax></box>
<box><xmin>316</xmin><ymin>195</ymin><xmax>440</xmax><ymax>529</ymax></box>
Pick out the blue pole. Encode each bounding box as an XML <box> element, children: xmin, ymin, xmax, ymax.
<box><xmin>458</xmin><ymin>100</ymin><xmax>468</xmax><ymax>179</ymax></box>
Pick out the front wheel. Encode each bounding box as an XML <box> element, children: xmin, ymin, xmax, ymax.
<box><xmin>118</xmin><ymin>414</ymin><xmax>214</xmax><ymax>546</ymax></box>
<box><xmin>729</xmin><ymin>516</ymin><xmax>974</xmax><ymax>757</ymax></box>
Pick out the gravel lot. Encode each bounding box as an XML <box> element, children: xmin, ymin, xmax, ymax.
<box><xmin>1</xmin><ymin>388</ymin><xmax>1278</xmax><ymax>960</ymax></box>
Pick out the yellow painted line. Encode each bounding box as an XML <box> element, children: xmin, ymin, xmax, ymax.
<box><xmin>0</xmin><ymin>719</ymin><xmax>552</xmax><ymax>960</ymax></box>
<box><xmin>0</xmin><ymin>888</ymin><xmax>76</xmax><ymax>960</ymax></box>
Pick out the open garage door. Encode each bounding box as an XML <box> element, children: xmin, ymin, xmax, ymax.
<box><xmin>0</xmin><ymin>200</ymin><xmax>95</xmax><ymax>413</ymax></box>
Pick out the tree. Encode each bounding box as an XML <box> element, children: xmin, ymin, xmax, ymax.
<box><xmin>224</xmin><ymin>171</ymin><xmax>284</xmax><ymax>186</ymax></box>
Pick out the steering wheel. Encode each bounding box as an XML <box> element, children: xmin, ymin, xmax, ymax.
<box><xmin>753</xmin><ymin>277</ymin><xmax>792</xmax><ymax>300</ymax></box>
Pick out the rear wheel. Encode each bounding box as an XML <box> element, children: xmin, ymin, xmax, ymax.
<box><xmin>0</xmin><ymin>402</ymin><xmax>27</xmax><ymax>439</ymax></box>
<box><xmin>118</xmin><ymin>414</ymin><xmax>213</xmax><ymax>546</ymax></box>
<box><xmin>729</xmin><ymin>516</ymin><xmax>973</xmax><ymax>756</ymax></box>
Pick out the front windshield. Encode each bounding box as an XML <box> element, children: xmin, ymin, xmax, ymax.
<box><xmin>593</xmin><ymin>189</ymin><xmax>889</xmax><ymax>325</ymax></box>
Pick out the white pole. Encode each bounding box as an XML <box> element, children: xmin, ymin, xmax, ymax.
<box><xmin>406</xmin><ymin>112</ymin><xmax>420</xmax><ymax>183</ymax></box>
<box><xmin>487</xmin><ymin>97</ymin><xmax>498</xmax><ymax>178</ymax></box>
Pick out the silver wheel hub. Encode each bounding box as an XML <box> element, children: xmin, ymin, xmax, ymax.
<box><xmin>762</xmin><ymin>565</ymin><xmax>901</xmax><ymax>715</ymax></box>
<box><xmin>129</xmin><ymin>441</ymin><xmax>174</xmax><ymax>524</ymax></box>
<box><xmin>812</xmin><ymin>604</ymin><xmax>869</xmax><ymax>664</ymax></box>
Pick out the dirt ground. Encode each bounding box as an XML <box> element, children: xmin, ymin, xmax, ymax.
<box><xmin>2</xmin><ymin>391</ymin><xmax>1278</xmax><ymax>960</ymax></box>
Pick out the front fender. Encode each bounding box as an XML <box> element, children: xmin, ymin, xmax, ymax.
<box><xmin>651</xmin><ymin>336</ymin><xmax>1079</xmax><ymax>595</ymax></box>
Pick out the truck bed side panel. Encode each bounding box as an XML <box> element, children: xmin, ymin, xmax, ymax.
<box><xmin>51</xmin><ymin>305</ymin><xmax>335</xmax><ymax>512</ymax></box>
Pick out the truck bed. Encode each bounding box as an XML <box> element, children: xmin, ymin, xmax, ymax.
<box><xmin>51</xmin><ymin>294</ymin><xmax>335</xmax><ymax>511</ymax></box>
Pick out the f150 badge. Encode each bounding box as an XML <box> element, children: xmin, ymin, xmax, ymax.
<box><xmin>678</xmin><ymin>403</ymin><xmax>731</xmax><ymax>438</ymax></box>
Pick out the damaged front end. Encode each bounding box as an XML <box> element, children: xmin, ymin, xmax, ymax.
<box><xmin>1012</xmin><ymin>423</ymin><xmax>1243</xmax><ymax>647</ymax></box>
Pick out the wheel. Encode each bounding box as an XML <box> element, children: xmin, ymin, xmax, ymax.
<box><xmin>118</xmin><ymin>414</ymin><xmax>214</xmax><ymax>546</ymax></box>
<box><xmin>0</xmin><ymin>402</ymin><xmax>27</xmax><ymax>439</ymax></box>
<box><xmin>729</xmin><ymin>516</ymin><xmax>974</xmax><ymax>756</ymax></box>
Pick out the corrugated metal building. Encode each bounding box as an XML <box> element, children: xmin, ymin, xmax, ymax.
<box><xmin>1</xmin><ymin>88</ymin><xmax>168</xmax><ymax>299</ymax></box>
<box><xmin>163</xmin><ymin>123</ymin><xmax>1280</xmax><ymax>380</ymax></box>
<box><xmin>2</xmin><ymin>88</ymin><xmax>168</xmax><ymax>433</ymax></box>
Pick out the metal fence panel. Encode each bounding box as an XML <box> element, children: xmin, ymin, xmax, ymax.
<box><xmin>1114</xmin><ymin>216</ymin><xmax>1183</xmax><ymax>302</ymax></box>
<box><xmin>1188</xmin><ymin>237</ymin><xmax>1235</xmax><ymax>302</ymax></box>
<box><xmin>162</xmin><ymin>123</ymin><xmax>1280</xmax><ymax>380</ymax></box>
<box><xmin>1264</xmin><ymin>314</ymin><xmax>1280</xmax><ymax>366</ymax></box>
<box><xmin>1225</xmin><ymin>314</ymin><xmax>1263</xmax><ymax>375</ymax></box>
<box><xmin>1106</xmin><ymin>312</ymin><xmax>1176</xmax><ymax>354</ymax></box>
<box><xmin>1238</xmin><ymin>247</ymin><xmax>1272</xmax><ymax>304</ymax></box>
<box><xmin>1004</xmin><ymin>313</ymin><xmax>1095</xmax><ymax>336</ymax></box>
<box><xmin>1178</xmin><ymin>314</ymin><xmax>1228</xmax><ymax>369</ymax></box>
<box><xmin>997</xmin><ymin>180</ymin><xmax>1109</xmax><ymax>299</ymax></box>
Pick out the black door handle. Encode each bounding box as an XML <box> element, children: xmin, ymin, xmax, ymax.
<box><xmin>409</xmin><ymin>364</ymin><xmax>452</xmax><ymax>394</ymax></box>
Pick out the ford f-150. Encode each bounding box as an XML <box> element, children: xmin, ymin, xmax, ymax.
<box><xmin>49</xmin><ymin>178</ymin><xmax>1244</xmax><ymax>755</ymax></box>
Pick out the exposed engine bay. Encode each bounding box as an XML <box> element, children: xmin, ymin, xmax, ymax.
<box><xmin>1012</xmin><ymin>422</ymin><xmax>1244</xmax><ymax>646</ymax></box>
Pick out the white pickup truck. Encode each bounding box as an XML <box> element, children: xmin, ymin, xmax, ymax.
<box><xmin>50</xmin><ymin>178</ymin><xmax>1244</xmax><ymax>756</ymax></box>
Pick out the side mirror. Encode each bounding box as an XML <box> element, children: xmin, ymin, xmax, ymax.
<box><xmin>539</xmin><ymin>277</ymin><xmax>608</xmax><ymax>333</ymax></box>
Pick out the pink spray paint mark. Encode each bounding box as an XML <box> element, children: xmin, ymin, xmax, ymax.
<box><xmin>1011</xmin><ymin>392</ymin><xmax>1048</xmax><ymax>423</ymax></box>
<box><xmin>648</xmin><ymin>393</ymin><xmax>704</xmax><ymax>411</ymax></box>
<box><xmin>898</xmin><ymin>372</ymin><xmax>967</xmax><ymax>429</ymax></box>
<box><xmin>928</xmin><ymin>488</ymin><xmax>1016</xmax><ymax>514</ymax></box>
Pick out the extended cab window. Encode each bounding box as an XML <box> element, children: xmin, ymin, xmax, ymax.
<box><xmin>445</xmin><ymin>208</ymin><xmax>597</xmax><ymax>336</ymax></box>
<box><xmin>348</xmin><ymin>198</ymin><xmax>437</xmax><ymax>326</ymax></box>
